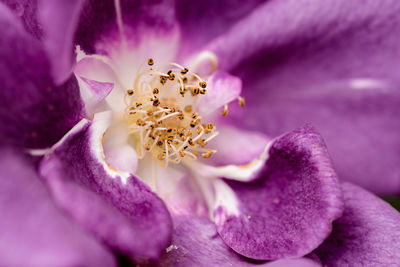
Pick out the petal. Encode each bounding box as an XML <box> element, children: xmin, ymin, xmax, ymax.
<box><xmin>208</xmin><ymin>0</ymin><xmax>400</xmax><ymax>84</ymax></box>
<box><xmin>214</xmin><ymin>125</ymin><xmax>343</xmax><ymax>260</ymax></box>
<box><xmin>0</xmin><ymin>148</ymin><xmax>116</xmax><ymax>267</ymax></box>
<box><xmin>39</xmin><ymin>112</ymin><xmax>172</xmax><ymax>262</ymax></box>
<box><xmin>175</xmin><ymin>0</ymin><xmax>266</xmax><ymax>58</ymax></box>
<box><xmin>208</xmin><ymin>125</ymin><xmax>270</xmax><ymax>166</ymax></box>
<box><xmin>196</xmin><ymin>71</ymin><xmax>242</xmax><ymax>117</ymax></box>
<box><xmin>160</xmin><ymin>216</ymin><xmax>321</xmax><ymax>267</ymax></box>
<box><xmin>38</xmin><ymin>0</ymin><xmax>85</xmax><ymax>84</ymax></box>
<box><xmin>315</xmin><ymin>182</ymin><xmax>400</xmax><ymax>266</ymax></box>
<box><xmin>77</xmin><ymin>76</ymin><xmax>114</xmax><ymax>117</ymax></box>
<box><xmin>3</xmin><ymin>0</ymin><xmax>42</xmax><ymax>38</ymax></box>
<box><xmin>230</xmin><ymin>84</ymin><xmax>400</xmax><ymax>195</ymax></box>
<box><xmin>0</xmin><ymin>3</ymin><xmax>84</xmax><ymax>149</ymax></box>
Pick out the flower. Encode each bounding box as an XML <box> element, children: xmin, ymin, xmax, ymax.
<box><xmin>0</xmin><ymin>0</ymin><xmax>399</xmax><ymax>266</ymax></box>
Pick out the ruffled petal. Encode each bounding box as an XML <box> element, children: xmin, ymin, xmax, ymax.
<box><xmin>39</xmin><ymin>112</ymin><xmax>172</xmax><ymax>262</ymax></box>
<box><xmin>0</xmin><ymin>3</ymin><xmax>84</xmax><ymax>149</ymax></box>
<box><xmin>315</xmin><ymin>182</ymin><xmax>400</xmax><ymax>266</ymax></box>
<box><xmin>230</xmin><ymin>83</ymin><xmax>400</xmax><ymax>194</ymax></box>
<box><xmin>0</xmin><ymin>148</ymin><xmax>116</xmax><ymax>267</ymax></box>
<box><xmin>160</xmin><ymin>216</ymin><xmax>321</xmax><ymax>267</ymax></box>
<box><xmin>38</xmin><ymin>0</ymin><xmax>85</xmax><ymax>84</ymax></box>
<box><xmin>214</xmin><ymin>125</ymin><xmax>343</xmax><ymax>260</ymax></box>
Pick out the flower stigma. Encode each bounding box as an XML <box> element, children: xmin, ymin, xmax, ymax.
<box><xmin>123</xmin><ymin>58</ymin><xmax>244</xmax><ymax>169</ymax></box>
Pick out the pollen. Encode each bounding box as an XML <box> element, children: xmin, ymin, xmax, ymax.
<box><xmin>124</xmin><ymin>58</ymin><xmax>223</xmax><ymax>168</ymax></box>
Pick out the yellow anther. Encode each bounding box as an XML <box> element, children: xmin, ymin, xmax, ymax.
<box><xmin>238</xmin><ymin>96</ymin><xmax>245</xmax><ymax>107</ymax></box>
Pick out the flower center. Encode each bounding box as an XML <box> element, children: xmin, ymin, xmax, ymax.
<box><xmin>124</xmin><ymin>58</ymin><xmax>219</xmax><ymax>168</ymax></box>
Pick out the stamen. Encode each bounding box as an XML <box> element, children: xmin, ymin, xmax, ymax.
<box><xmin>124</xmin><ymin>58</ymin><xmax>230</xmax><ymax>168</ymax></box>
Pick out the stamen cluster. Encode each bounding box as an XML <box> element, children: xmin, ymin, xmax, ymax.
<box><xmin>125</xmin><ymin>58</ymin><xmax>219</xmax><ymax>168</ymax></box>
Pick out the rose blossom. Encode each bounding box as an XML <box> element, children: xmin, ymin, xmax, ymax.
<box><xmin>0</xmin><ymin>0</ymin><xmax>399</xmax><ymax>266</ymax></box>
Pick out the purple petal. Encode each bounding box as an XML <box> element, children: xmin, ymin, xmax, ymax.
<box><xmin>229</xmin><ymin>84</ymin><xmax>400</xmax><ymax>195</ymax></box>
<box><xmin>175</xmin><ymin>0</ymin><xmax>266</xmax><ymax>58</ymax></box>
<box><xmin>0</xmin><ymin>148</ymin><xmax>116</xmax><ymax>267</ymax></box>
<box><xmin>38</xmin><ymin>0</ymin><xmax>85</xmax><ymax>84</ymax></box>
<box><xmin>214</xmin><ymin>125</ymin><xmax>343</xmax><ymax>260</ymax></box>
<box><xmin>160</xmin><ymin>216</ymin><xmax>321</xmax><ymax>267</ymax></box>
<box><xmin>315</xmin><ymin>182</ymin><xmax>400</xmax><ymax>266</ymax></box>
<box><xmin>0</xmin><ymin>3</ymin><xmax>84</xmax><ymax>149</ymax></box>
<box><xmin>3</xmin><ymin>0</ymin><xmax>42</xmax><ymax>38</ymax></box>
<box><xmin>39</xmin><ymin>114</ymin><xmax>172</xmax><ymax>262</ymax></box>
<box><xmin>78</xmin><ymin>76</ymin><xmax>114</xmax><ymax>116</ymax></box>
<box><xmin>209</xmin><ymin>0</ymin><xmax>400</xmax><ymax>85</ymax></box>
<box><xmin>75</xmin><ymin>0</ymin><xmax>177</xmax><ymax>54</ymax></box>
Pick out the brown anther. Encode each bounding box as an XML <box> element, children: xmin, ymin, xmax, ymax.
<box><xmin>190</xmin><ymin>122</ymin><xmax>196</xmax><ymax>128</ymax></box>
<box><xmin>180</xmin><ymin>68</ymin><xmax>189</xmax><ymax>75</ymax></box>
<box><xmin>167</xmin><ymin>139</ymin><xmax>173</xmax><ymax>145</ymax></box>
<box><xmin>157</xmin><ymin>141</ymin><xmax>163</xmax><ymax>146</ymax></box>
<box><xmin>206</xmin><ymin>123</ymin><xmax>214</xmax><ymax>130</ymax></box>
<box><xmin>152</xmin><ymin>98</ymin><xmax>160</xmax><ymax>106</ymax></box>
<box><xmin>153</xmin><ymin>88</ymin><xmax>159</xmax><ymax>94</ymax></box>
<box><xmin>169</xmin><ymin>73</ymin><xmax>175</xmax><ymax>80</ymax></box>
<box><xmin>179</xmin><ymin>150</ymin><xmax>185</xmax><ymax>157</ymax></box>
<box><xmin>200</xmin><ymin>89</ymin><xmax>206</xmax><ymax>94</ymax></box>
<box><xmin>192</xmin><ymin>88</ymin><xmax>200</xmax><ymax>96</ymax></box>
<box><xmin>167</xmin><ymin>128</ymin><xmax>173</xmax><ymax>133</ymax></box>
<box><xmin>238</xmin><ymin>96</ymin><xmax>245</xmax><ymax>107</ymax></box>
<box><xmin>222</xmin><ymin>107</ymin><xmax>228</xmax><ymax>116</ymax></box>
<box><xmin>160</xmin><ymin>76</ymin><xmax>167</xmax><ymax>85</ymax></box>
<box><xmin>167</xmin><ymin>70</ymin><xmax>173</xmax><ymax>75</ymax></box>
<box><xmin>177</xmin><ymin>113</ymin><xmax>184</xmax><ymax>120</ymax></box>
<box><xmin>136</xmin><ymin>103</ymin><xmax>142</xmax><ymax>107</ymax></box>
<box><xmin>184</xmin><ymin>105</ymin><xmax>192</xmax><ymax>113</ymax></box>
<box><xmin>196</xmin><ymin>127</ymin><xmax>202</xmax><ymax>134</ymax></box>
<box><xmin>144</xmin><ymin>143</ymin><xmax>151</xmax><ymax>151</ymax></box>
<box><xmin>127</xmin><ymin>89</ymin><xmax>134</xmax><ymax>95</ymax></box>
<box><xmin>192</xmin><ymin>113</ymin><xmax>199</xmax><ymax>119</ymax></box>
<box><xmin>148</xmin><ymin>58</ymin><xmax>154</xmax><ymax>66</ymax></box>
<box><xmin>188</xmin><ymin>138</ymin><xmax>195</xmax><ymax>146</ymax></box>
<box><xmin>182</xmin><ymin>77</ymin><xmax>188</xmax><ymax>84</ymax></box>
<box><xmin>199</xmin><ymin>81</ymin><xmax>207</xmax><ymax>88</ymax></box>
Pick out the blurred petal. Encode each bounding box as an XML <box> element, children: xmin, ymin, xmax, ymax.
<box><xmin>160</xmin><ymin>216</ymin><xmax>321</xmax><ymax>267</ymax></box>
<box><xmin>2</xmin><ymin>0</ymin><xmax>42</xmax><ymax>38</ymax></box>
<box><xmin>209</xmin><ymin>0</ymin><xmax>400</xmax><ymax>85</ymax></box>
<box><xmin>0</xmin><ymin>3</ymin><xmax>84</xmax><ymax>149</ymax></box>
<box><xmin>315</xmin><ymin>182</ymin><xmax>400</xmax><ymax>266</ymax></box>
<box><xmin>39</xmin><ymin>113</ymin><xmax>172</xmax><ymax>262</ymax></box>
<box><xmin>215</xmin><ymin>125</ymin><xmax>343</xmax><ymax>260</ymax></box>
<box><xmin>175</xmin><ymin>0</ymin><xmax>266</xmax><ymax>58</ymax></box>
<box><xmin>0</xmin><ymin>148</ymin><xmax>116</xmax><ymax>267</ymax></box>
<box><xmin>230</xmin><ymin>84</ymin><xmax>400</xmax><ymax>194</ymax></box>
<box><xmin>38</xmin><ymin>0</ymin><xmax>85</xmax><ymax>84</ymax></box>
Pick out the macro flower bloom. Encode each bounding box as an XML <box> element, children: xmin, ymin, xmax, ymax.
<box><xmin>1</xmin><ymin>0</ymin><xmax>400</xmax><ymax>266</ymax></box>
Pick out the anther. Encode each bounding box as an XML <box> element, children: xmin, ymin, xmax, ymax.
<box><xmin>222</xmin><ymin>104</ymin><xmax>228</xmax><ymax>116</ymax></box>
<box><xmin>238</xmin><ymin>96</ymin><xmax>245</xmax><ymax>107</ymax></box>
<box><xmin>201</xmin><ymin>150</ymin><xmax>214</xmax><ymax>159</ymax></box>
<box><xmin>199</xmin><ymin>81</ymin><xmax>207</xmax><ymax>88</ymax></box>
<box><xmin>184</xmin><ymin>105</ymin><xmax>192</xmax><ymax>113</ymax></box>
<box><xmin>127</xmin><ymin>89</ymin><xmax>134</xmax><ymax>95</ymax></box>
<box><xmin>148</xmin><ymin>58</ymin><xmax>154</xmax><ymax>66</ymax></box>
<box><xmin>181</xmin><ymin>68</ymin><xmax>189</xmax><ymax>75</ymax></box>
<box><xmin>153</xmin><ymin>88</ymin><xmax>159</xmax><ymax>94</ymax></box>
<box><xmin>200</xmin><ymin>89</ymin><xmax>206</xmax><ymax>94</ymax></box>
